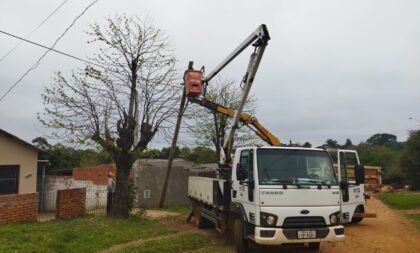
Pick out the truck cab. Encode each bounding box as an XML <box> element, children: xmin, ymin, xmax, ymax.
<box><xmin>189</xmin><ymin>146</ymin><xmax>345</xmax><ymax>252</ymax></box>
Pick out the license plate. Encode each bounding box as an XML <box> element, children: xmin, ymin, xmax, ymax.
<box><xmin>297</xmin><ymin>230</ymin><xmax>316</xmax><ymax>239</ymax></box>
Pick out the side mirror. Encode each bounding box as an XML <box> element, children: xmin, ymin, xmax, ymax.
<box><xmin>236</xmin><ymin>164</ymin><xmax>248</xmax><ymax>181</ymax></box>
<box><xmin>340</xmin><ymin>180</ymin><xmax>349</xmax><ymax>190</ymax></box>
<box><xmin>355</xmin><ymin>164</ymin><xmax>365</xmax><ymax>185</ymax></box>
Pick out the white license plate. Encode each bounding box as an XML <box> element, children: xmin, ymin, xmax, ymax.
<box><xmin>297</xmin><ymin>230</ymin><xmax>316</xmax><ymax>239</ymax></box>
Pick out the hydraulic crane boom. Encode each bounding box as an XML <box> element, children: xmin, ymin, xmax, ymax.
<box><xmin>189</xmin><ymin>97</ymin><xmax>280</xmax><ymax>146</ymax></box>
<box><xmin>160</xmin><ymin>24</ymin><xmax>271</xmax><ymax>206</ymax></box>
<box><xmin>184</xmin><ymin>24</ymin><xmax>271</xmax><ymax>165</ymax></box>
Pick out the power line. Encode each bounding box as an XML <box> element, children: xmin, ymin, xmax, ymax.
<box><xmin>0</xmin><ymin>0</ymin><xmax>99</xmax><ymax>103</ymax></box>
<box><xmin>0</xmin><ymin>0</ymin><xmax>68</xmax><ymax>62</ymax></box>
<box><xmin>0</xmin><ymin>30</ymin><xmax>108</xmax><ymax>69</ymax></box>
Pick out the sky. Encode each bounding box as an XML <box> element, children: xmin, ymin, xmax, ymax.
<box><xmin>0</xmin><ymin>0</ymin><xmax>419</xmax><ymax>148</ymax></box>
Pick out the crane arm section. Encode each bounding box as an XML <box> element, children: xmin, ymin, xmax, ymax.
<box><xmin>189</xmin><ymin>97</ymin><xmax>280</xmax><ymax>146</ymax></box>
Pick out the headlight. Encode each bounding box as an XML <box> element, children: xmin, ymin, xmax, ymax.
<box><xmin>330</xmin><ymin>214</ymin><xmax>337</xmax><ymax>224</ymax></box>
<box><xmin>329</xmin><ymin>212</ymin><xmax>341</xmax><ymax>225</ymax></box>
<box><xmin>266</xmin><ymin>215</ymin><xmax>275</xmax><ymax>225</ymax></box>
<box><xmin>260</xmin><ymin>212</ymin><xmax>278</xmax><ymax>227</ymax></box>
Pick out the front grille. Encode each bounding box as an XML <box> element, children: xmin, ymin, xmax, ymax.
<box><xmin>282</xmin><ymin>216</ymin><xmax>326</xmax><ymax>228</ymax></box>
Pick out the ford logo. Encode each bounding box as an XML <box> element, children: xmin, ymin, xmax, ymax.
<box><xmin>300</xmin><ymin>210</ymin><xmax>310</xmax><ymax>215</ymax></box>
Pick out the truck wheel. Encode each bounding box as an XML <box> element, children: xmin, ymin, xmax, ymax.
<box><xmin>308</xmin><ymin>242</ymin><xmax>320</xmax><ymax>251</ymax></box>
<box><xmin>351</xmin><ymin>205</ymin><xmax>364</xmax><ymax>224</ymax></box>
<box><xmin>234</xmin><ymin>218</ymin><xmax>248</xmax><ymax>253</ymax></box>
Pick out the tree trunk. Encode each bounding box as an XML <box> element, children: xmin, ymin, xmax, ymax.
<box><xmin>110</xmin><ymin>152</ymin><xmax>133</xmax><ymax>218</ymax></box>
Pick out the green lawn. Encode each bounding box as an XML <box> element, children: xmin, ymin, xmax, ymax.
<box><xmin>113</xmin><ymin>233</ymin><xmax>210</xmax><ymax>253</ymax></box>
<box><xmin>0</xmin><ymin>215</ymin><xmax>177</xmax><ymax>253</ymax></box>
<box><xmin>0</xmin><ymin>209</ymin><xmax>233</xmax><ymax>253</ymax></box>
<box><xmin>377</xmin><ymin>191</ymin><xmax>420</xmax><ymax>210</ymax></box>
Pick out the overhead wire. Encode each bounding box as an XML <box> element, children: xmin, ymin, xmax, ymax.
<box><xmin>0</xmin><ymin>0</ymin><xmax>68</xmax><ymax>62</ymax></box>
<box><xmin>0</xmin><ymin>0</ymin><xmax>99</xmax><ymax>103</ymax></box>
<box><xmin>0</xmin><ymin>30</ymin><xmax>110</xmax><ymax>70</ymax></box>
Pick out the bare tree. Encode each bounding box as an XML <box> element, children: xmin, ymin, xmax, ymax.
<box><xmin>187</xmin><ymin>77</ymin><xmax>260</xmax><ymax>158</ymax></box>
<box><xmin>39</xmin><ymin>15</ymin><xmax>180</xmax><ymax>217</ymax></box>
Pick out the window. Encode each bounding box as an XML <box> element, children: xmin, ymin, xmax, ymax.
<box><xmin>340</xmin><ymin>152</ymin><xmax>358</xmax><ymax>181</ymax></box>
<box><xmin>238</xmin><ymin>150</ymin><xmax>253</xmax><ymax>181</ymax></box>
<box><xmin>0</xmin><ymin>165</ymin><xmax>19</xmax><ymax>195</ymax></box>
<box><xmin>257</xmin><ymin>149</ymin><xmax>337</xmax><ymax>185</ymax></box>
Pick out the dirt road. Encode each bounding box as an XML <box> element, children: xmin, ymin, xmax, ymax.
<box><xmin>171</xmin><ymin>198</ymin><xmax>420</xmax><ymax>253</ymax></box>
<box><xmin>321</xmin><ymin>197</ymin><xmax>420</xmax><ymax>253</ymax></box>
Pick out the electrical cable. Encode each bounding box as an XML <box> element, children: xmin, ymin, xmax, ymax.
<box><xmin>0</xmin><ymin>0</ymin><xmax>99</xmax><ymax>103</ymax></box>
<box><xmin>0</xmin><ymin>30</ymin><xmax>109</xmax><ymax>70</ymax></box>
<box><xmin>0</xmin><ymin>0</ymin><xmax>68</xmax><ymax>62</ymax></box>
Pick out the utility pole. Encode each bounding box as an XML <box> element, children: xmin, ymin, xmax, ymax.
<box><xmin>159</xmin><ymin>80</ymin><xmax>188</xmax><ymax>208</ymax></box>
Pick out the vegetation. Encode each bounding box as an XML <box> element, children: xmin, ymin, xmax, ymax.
<box><xmin>320</xmin><ymin>132</ymin><xmax>420</xmax><ymax>189</ymax></box>
<box><xmin>0</xmin><ymin>215</ymin><xmax>176</xmax><ymax>253</ymax></box>
<box><xmin>405</xmin><ymin>214</ymin><xmax>420</xmax><ymax>230</ymax></box>
<box><xmin>32</xmin><ymin>137</ymin><xmax>111</xmax><ymax>173</ymax></box>
<box><xmin>112</xmin><ymin>233</ymin><xmax>210</xmax><ymax>253</ymax></box>
<box><xmin>400</xmin><ymin>130</ymin><xmax>420</xmax><ymax>190</ymax></box>
<box><xmin>39</xmin><ymin>15</ymin><xmax>179</xmax><ymax>217</ymax></box>
<box><xmin>377</xmin><ymin>192</ymin><xmax>420</xmax><ymax>210</ymax></box>
<box><xmin>0</xmin><ymin>210</ymin><xmax>232</xmax><ymax>253</ymax></box>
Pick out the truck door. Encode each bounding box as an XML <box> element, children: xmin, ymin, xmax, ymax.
<box><xmin>337</xmin><ymin>150</ymin><xmax>365</xmax><ymax>223</ymax></box>
<box><xmin>232</xmin><ymin>149</ymin><xmax>257</xmax><ymax>224</ymax></box>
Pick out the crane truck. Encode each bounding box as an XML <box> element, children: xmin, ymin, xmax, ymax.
<box><xmin>178</xmin><ymin>25</ymin><xmax>367</xmax><ymax>253</ymax></box>
<box><xmin>189</xmin><ymin>94</ymin><xmax>371</xmax><ymax>226</ymax></box>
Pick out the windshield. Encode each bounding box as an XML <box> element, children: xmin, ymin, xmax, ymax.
<box><xmin>257</xmin><ymin>149</ymin><xmax>337</xmax><ymax>186</ymax></box>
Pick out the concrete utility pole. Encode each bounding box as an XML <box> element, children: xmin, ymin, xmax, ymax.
<box><xmin>159</xmin><ymin>88</ymin><xmax>187</xmax><ymax>208</ymax></box>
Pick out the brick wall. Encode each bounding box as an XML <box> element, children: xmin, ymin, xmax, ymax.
<box><xmin>72</xmin><ymin>164</ymin><xmax>116</xmax><ymax>185</ymax></box>
<box><xmin>56</xmin><ymin>188</ymin><xmax>86</xmax><ymax>219</ymax></box>
<box><xmin>0</xmin><ymin>193</ymin><xmax>38</xmax><ymax>224</ymax></box>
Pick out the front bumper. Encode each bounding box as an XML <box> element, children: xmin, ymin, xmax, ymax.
<box><xmin>253</xmin><ymin>225</ymin><xmax>344</xmax><ymax>245</ymax></box>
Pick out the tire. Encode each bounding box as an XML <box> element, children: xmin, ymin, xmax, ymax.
<box><xmin>351</xmin><ymin>205</ymin><xmax>364</xmax><ymax>224</ymax></box>
<box><xmin>308</xmin><ymin>242</ymin><xmax>320</xmax><ymax>251</ymax></box>
<box><xmin>234</xmin><ymin>218</ymin><xmax>248</xmax><ymax>253</ymax></box>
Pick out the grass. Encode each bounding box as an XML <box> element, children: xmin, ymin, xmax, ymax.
<box><xmin>405</xmin><ymin>214</ymin><xmax>420</xmax><ymax>230</ymax></box>
<box><xmin>0</xmin><ymin>215</ymin><xmax>177</xmax><ymax>253</ymax></box>
<box><xmin>377</xmin><ymin>191</ymin><xmax>420</xmax><ymax>210</ymax></box>
<box><xmin>113</xmin><ymin>233</ymin><xmax>210</xmax><ymax>253</ymax></box>
<box><xmin>0</xmin><ymin>206</ymin><xmax>231</xmax><ymax>253</ymax></box>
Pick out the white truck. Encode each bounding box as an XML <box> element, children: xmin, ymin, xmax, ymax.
<box><xmin>187</xmin><ymin>146</ymin><xmax>367</xmax><ymax>252</ymax></box>
<box><xmin>168</xmin><ymin>24</ymin><xmax>366</xmax><ymax>252</ymax></box>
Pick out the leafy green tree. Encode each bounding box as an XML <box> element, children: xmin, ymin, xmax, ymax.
<box><xmin>140</xmin><ymin>148</ymin><xmax>161</xmax><ymax>159</ymax></box>
<box><xmin>356</xmin><ymin>144</ymin><xmax>400</xmax><ymax>170</ymax></box>
<box><xmin>366</xmin><ymin>133</ymin><xmax>397</xmax><ymax>146</ymax></box>
<box><xmin>343</xmin><ymin>138</ymin><xmax>353</xmax><ymax>148</ymax></box>
<box><xmin>400</xmin><ymin>130</ymin><xmax>420</xmax><ymax>190</ymax></box>
<box><xmin>39</xmin><ymin>15</ymin><xmax>179</xmax><ymax>217</ymax></box>
<box><xmin>303</xmin><ymin>142</ymin><xmax>312</xmax><ymax>148</ymax></box>
<box><xmin>325</xmin><ymin>139</ymin><xmax>340</xmax><ymax>148</ymax></box>
<box><xmin>184</xmin><ymin>146</ymin><xmax>217</xmax><ymax>164</ymax></box>
<box><xmin>32</xmin><ymin>137</ymin><xmax>112</xmax><ymax>173</ymax></box>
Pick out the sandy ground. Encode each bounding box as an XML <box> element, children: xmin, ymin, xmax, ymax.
<box><xmin>145</xmin><ymin>209</ymin><xmax>180</xmax><ymax>218</ymax></box>
<box><xmin>168</xmin><ymin>198</ymin><xmax>420</xmax><ymax>253</ymax></box>
<box><xmin>322</xmin><ymin>197</ymin><xmax>420</xmax><ymax>253</ymax></box>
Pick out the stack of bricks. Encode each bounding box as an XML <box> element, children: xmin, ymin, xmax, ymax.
<box><xmin>56</xmin><ymin>188</ymin><xmax>86</xmax><ymax>219</ymax></box>
<box><xmin>0</xmin><ymin>193</ymin><xmax>38</xmax><ymax>224</ymax></box>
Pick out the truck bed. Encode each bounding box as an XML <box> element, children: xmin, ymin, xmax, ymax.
<box><xmin>188</xmin><ymin>176</ymin><xmax>227</xmax><ymax>207</ymax></box>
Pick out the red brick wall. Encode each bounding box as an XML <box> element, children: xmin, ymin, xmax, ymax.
<box><xmin>72</xmin><ymin>164</ymin><xmax>116</xmax><ymax>185</ymax></box>
<box><xmin>0</xmin><ymin>193</ymin><xmax>38</xmax><ymax>224</ymax></box>
<box><xmin>56</xmin><ymin>188</ymin><xmax>86</xmax><ymax>219</ymax></box>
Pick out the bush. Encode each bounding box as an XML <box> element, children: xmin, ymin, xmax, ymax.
<box><xmin>383</xmin><ymin>168</ymin><xmax>405</xmax><ymax>188</ymax></box>
<box><xmin>400</xmin><ymin>130</ymin><xmax>420</xmax><ymax>191</ymax></box>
